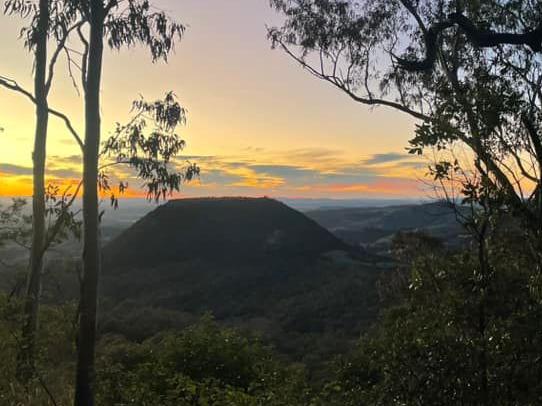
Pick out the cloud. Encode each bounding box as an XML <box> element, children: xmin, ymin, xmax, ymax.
<box><xmin>0</xmin><ymin>163</ymin><xmax>33</xmax><ymax>176</ymax></box>
<box><xmin>0</xmin><ymin>163</ymin><xmax>80</xmax><ymax>179</ymax></box>
<box><xmin>49</xmin><ymin>155</ymin><xmax>82</xmax><ymax>166</ymax></box>
<box><xmin>248</xmin><ymin>164</ymin><xmax>319</xmax><ymax>180</ymax></box>
<box><xmin>48</xmin><ymin>168</ymin><xmax>81</xmax><ymax>179</ymax></box>
<box><xmin>175</xmin><ymin>151</ymin><xmax>422</xmax><ymax>195</ymax></box>
<box><xmin>177</xmin><ymin>155</ymin><xmax>216</xmax><ymax>162</ymax></box>
<box><xmin>286</xmin><ymin>148</ymin><xmax>342</xmax><ymax>163</ymax></box>
<box><xmin>1</xmin><ymin>147</ymin><xmax>429</xmax><ymax>198</ymax></box>
<box><xmin>362</xmin><ymin>152</ymin><xmax>410</xmax><ymax>165</ymax></box>
<box><xmin>184</xmin><ymin>156</ymin><xmax>411</xmax><ymax>195</ymax></box>
<box><xmin>394</xmin><ymin>160</ymin><xmax>427</xmax><ymax>170</ymax></box>
<box><xmin>199</xmin><ymin>168</ymin><xmax>246</xmax><ymax>186</ymax></box>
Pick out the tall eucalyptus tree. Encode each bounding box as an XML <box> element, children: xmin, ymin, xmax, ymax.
<box><xmin>72</xmin><ymin>1</ymin><xmax>189</xmax><ymax>404</ymax></box>
<box><xmin>270</xmin><ymin>0</ymin><xmax>542</xmax><ymax>267</ymax></box>
<box><xmin>2</xmin><ymin>2</ymin><xmax>194</xmax><ymax>400</ymax></box>
<box><xmin>3</xmin><ymin>0</ymin><xmax>82</xmax><ymax>380</ymax></box>
<box><xmin>270</xmin><ymin>3</ymin><xmax>542</xmax><ymax>401</ymax></box>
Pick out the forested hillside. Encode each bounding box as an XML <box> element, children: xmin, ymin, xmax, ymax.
<box><xmin>101</xmin><ymin>198</ymin><xmax>386</xmax><ymax>365</ymax></box>
<box><xmin>307</xmin><ymin>201</ymin><xmax>468</xmax><ymax>254</ymax></box>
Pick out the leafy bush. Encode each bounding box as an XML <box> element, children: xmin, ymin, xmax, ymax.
<box><xmin>96</xmin><ymin>316</ymin><xmax>311</xmax><ymax>405</ymax></box>
<box><xmin>0</xmin><ymin>295</ymin><xmax>77</xmax><ymax>405</ymax></box>
<box><xmin>322</xmin><ymin>234</ymin><xmax>542</xmax><ymax>405</ymax></box>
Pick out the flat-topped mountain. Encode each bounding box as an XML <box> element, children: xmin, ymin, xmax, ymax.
<box><xmin>104</xmin><ymin>197</ymin><xmax>351</xmax><ymax>268</ymax></box>
<box><xmin>101</xmin><ymin>197</ymin><xmax>384</xmax><ymax>364</ymax></box>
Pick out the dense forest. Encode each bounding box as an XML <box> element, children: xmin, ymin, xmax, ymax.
<box><xmin>1</xmin><ymin>0</ymin><xmax>542</xmax><ymax>405</ymax></box>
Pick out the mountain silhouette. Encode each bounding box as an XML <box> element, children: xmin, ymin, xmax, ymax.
<box><xmin>101</xmin><ymin>197</ymin><xmax>384</xmax><ymax>363</ymax></box>
<box><xmin>104</xmin><ymin>197</ymin><xmax>351</xmax><ymax>267</ymax></box>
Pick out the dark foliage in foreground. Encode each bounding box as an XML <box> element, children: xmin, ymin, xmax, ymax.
<box><xmin>0</xmin><ymin>299</ymin><xmax>311</xmax><ymax>405</ymax></box>
<box><xmin>3</xmin><ymin>216</ymin><xmax>542</xmax><ymax>405</ymax></box>
<box><xmin>96</xmin><ymin>317</ymin><xmax>310</xmax><ymax>405</ymax></box>
<box><xmin>323</xmin><ymin>231</ymin><xmax>542</xmax><ymax>405</ymax></box>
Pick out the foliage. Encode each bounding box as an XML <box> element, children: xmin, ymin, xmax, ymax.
<box><xmin>321</xmin><ymin>231</ymin><xmax>542</xmax><ymax>405</ymax></box>
<box><xmin>270</xmin><ymin>0</ymin><xmax>542</xmax><ymax>270</ymax></box>
<box><xmin>100</xmin><ymin>92</ymin><xmax>199</xmax><ymax>204</ymax></box>
<box><xmin>5</xmin><ymin>200</ymin><xmax>542</xmax><ymax>405</ymax></box>
<box><xmin>96</xmin><ymin>316</ymin><xmax>310</xmax><ymax>406</ymax></box>
<box><xmin>0</xmin><ymin>193</ymin><xmax>80</xmax><ymax>253</ymax></box>
<box><xmin>5</xmin><ymin>0</ymin><xmax>185</xmax><ymax>59</ymax></box>
<box><xmin>0</xmin><ymin>296</ymin><xmax>311</xmax><ymax>406</ymax></box>
<box><xmin>103</xmin><ymin>0</ymin><xmax>185</xmax><ymax>62</ymax></box>
<box><xmin>44</xmin><ymin>184</ymin><xmax>82</xmax><ymax>247</ymax></box>
<box><xmin>0</xmin><ymin>294</ymin><xmax>77</xmax><ymax>405</ymax></box>
<box><xmin>4</xmin><ymin>0</ymin><xmax>80</xmax><ymax>50</ymax></box>
<box><xmin>0</xmin><ymin>198</ymin><xmax>31</xmax><ymax>249</ymax></box>
<box><xmin>100</xmin><ymin>198</ymin><xmax>381</xmax><ymax>367</ymax></box>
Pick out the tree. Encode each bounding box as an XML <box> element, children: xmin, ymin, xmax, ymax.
<box><xmin>18</xmin><ymin>0</ymin><xmax>50</xmax><ymax>381</ymax></box>
<box><xmin>0</xmin><ymin>198</ymin><xmax>79</xmax><ymax>406</ymax></box>
<box><xmin>270</xmin><ymin>3</ymin><xmax>542</xmax><ymax>402</ymax></box>
<box><xmin>320</xmin><ymin>228</ymin><xmax>542</xmax><ymax>405</ymax></box>
<box><xmin>68</xmin><ymin>3</ymin><xmax>187</xmax><ymax>401</ymax></box>
<box><xmin>2</xmin><ymin>0</ymin><xmax>83</xmax><ymax>381</ymax></box>
<box><xmin>0</xmin><ymin>199</ymin><xmax>30</xmax><ymax>248</ymax></box>
<box><xmin>2</xmin><ymin>1</ymin><xmax>189</xmax><ymax>400</ymax></box>
<box><xmin>269</xmin><ymin>0</ymin><xmax>542</xmax><ymax>271</ymax></box>
<box><xmin>77</xmin><ymin>88</ymin><xmax>194</xmax><ymax>404</ymax></box>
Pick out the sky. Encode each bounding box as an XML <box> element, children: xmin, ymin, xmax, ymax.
<box><xmin>0</xmin><ymin>0</ymin><xmax>429</xmax><ymax>200</ymax></box>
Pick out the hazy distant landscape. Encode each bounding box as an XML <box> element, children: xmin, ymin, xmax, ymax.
<box><xmin>0</xmin><ymin>197</ymin><xmax>464</xmax><ymax>366</ymax></box>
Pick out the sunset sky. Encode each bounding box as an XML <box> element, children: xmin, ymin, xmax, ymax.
<box><xmin>0</xmin><ymin>0</ymin><xmax>428</xmax><ymax>199</ymax></box>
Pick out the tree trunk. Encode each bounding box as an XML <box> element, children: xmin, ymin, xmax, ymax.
<box><xmin>74</xmin><ymin>1</ymin><xmax>104</xmax><ymax>405</ymax></box>
<box><xmin>16</xmin><ymin>0</ymin><xmax>49</xmax><ymax>383</ymax></box>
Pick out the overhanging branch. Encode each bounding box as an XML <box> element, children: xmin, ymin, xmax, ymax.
<box><xmin>0</xmin><ymin>76</ymin><xmax>84</xmax><ymax>150</ymax></box>
<box><xmin>276</xmin><ymin>40</ymin><xmax>430</xmax><ymax>122</ymax></box>
<box><xmin>398</xmin><ymin>11</ymin><xmax>542</xmax><ymax>72</ymax></box>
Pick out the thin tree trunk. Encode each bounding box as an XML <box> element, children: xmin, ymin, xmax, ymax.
<box><xmin>74</xmin><ymin>1</ymin><xmax>104</xmax><ymax>404</ymax></box>
<box><xmin>17</xmin><ymin>0</ymin><xmax>49</xmax><ymax>383</ymax></box>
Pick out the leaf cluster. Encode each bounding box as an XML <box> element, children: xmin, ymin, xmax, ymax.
<box><xmin>101</xmin><ymin>93</ymin><xmax>199</xmax><ymax>203</ymax></box>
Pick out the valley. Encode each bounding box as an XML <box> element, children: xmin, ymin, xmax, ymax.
<box><xmin>0</xmin><ymin>197</ymin><xmax>463</xmax><ymax>366</ymax></box>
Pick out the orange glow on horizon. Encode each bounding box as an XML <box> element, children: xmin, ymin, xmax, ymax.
<box><xmin>0</xmin><ymin>172</ymin><xmax>426</xmax><ymax>199</ymax></box>
<box><xmin>0</xmin><ymin>175</ymin><xmax>33</xmax><ymax>197</ymax></box>
<box><xmin>0</xmin><ymin>176</ymin><xmax>146</xmax><ymax>199</ymax></box>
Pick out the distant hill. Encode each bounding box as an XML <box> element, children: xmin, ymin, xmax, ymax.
<box><xmin>101</xmin><ymin>198</ymin><xmax>387</xmax><ymax>364</ymax></box>
<box><xmin>104</xmin><ymin>197</ymin><xmax>352</xmax><ymax>268</ymax></box>
<box><xmin>306</xmin><ymin>201</ymin><xmax>468</xmax><ymax>255</ymax></box>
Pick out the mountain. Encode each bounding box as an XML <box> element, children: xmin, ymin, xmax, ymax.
<box><xmin>279</xmin><ymin>197</ymin><xmax>421</xmax><ymax>211</ymax></box>
<box><xmin>104</xmin><ymin>197</ymin><xmax>352</xmax><ymax>268</ymax></box>
<box><xmin>306</xmin><ymin>201</ymin><xmax>468</xmax><ymax>255</ymax></box>
<box><xmin>101</xmin><ymin>197</ymin><xmax>387</xmax><ymax>364</ymax></box>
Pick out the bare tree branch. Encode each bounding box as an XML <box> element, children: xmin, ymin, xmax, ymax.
<box><xmin>0</xmin><ymin>76</ymin><xmax>84</xmax><ymax>150</ymax></box>
<box><xmin>45</xmin><ymin>21</ymin><xmax>86</xmax><ymax>95</ymax></box>
<box><xmin>276</xmin><ymin>40</ymin><xmax>430</xmax><ymax>121</ymax></box>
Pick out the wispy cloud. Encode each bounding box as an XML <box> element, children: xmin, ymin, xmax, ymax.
<box><xmin>0</xmin><ymin>163</ymin><xmax>33</xmax><ymax>176</ymax></box>
<box><xmin>173</xmin><ymin>149</ymin><xmax>426</xmax><ymax>197</ymax></box>
<box><xmin>49</xmin><ymin>155</ymin><xmax>82</xmax><ymax>165</ymax></box>
<box><xmin>0</xmin><ymin>163</ymin><xmax>81</xmax><ymax>179</ymax></box>
<box><xmin>362</xmin><ymin>152</ymin><xmax>410</xmax><ymax>165</ymax></box>
<box><xmin>1</xmin><ymin>148</ymin><xmax>428</xmax><ymax>198</ymax></box>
